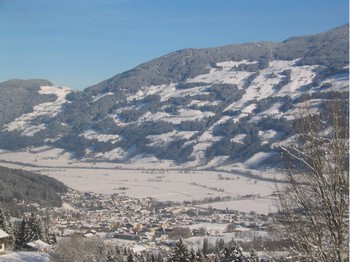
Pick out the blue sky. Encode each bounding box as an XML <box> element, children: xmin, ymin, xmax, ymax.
<box><xmin>0</xmin><ymin>0</ymin><xmax>348</xmax><ymax>90</ymax></box>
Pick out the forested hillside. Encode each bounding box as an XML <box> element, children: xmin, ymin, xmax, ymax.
<box><xmin>0</xmin><ymin>166</ymin><xmax>68</xmax><ymax>209</ymax></box>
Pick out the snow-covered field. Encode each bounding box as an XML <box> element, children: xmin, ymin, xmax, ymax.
<box><xmin>0</xmin><ymin>147</ymin><xmax>278</xmax><ymax>214</ymax></box>
<box><xmin>0</xmin><ymin>252</ymin><xmax>50</xmax><ymax>262</ymax></box>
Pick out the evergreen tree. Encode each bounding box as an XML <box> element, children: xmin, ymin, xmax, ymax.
<box><xmin>27</xmin><ymin>214</ymin><xmax>47</xmax><ymax>243</ymax></box>
<box><xmin>0</xmin><ymin>207</ymin><xmax>14</xmax><ymax>246</ymax></box>
<box><xmin>167</xmin><ymin>238</ymin><xmax>190</xmax><ymax>262</ymax></box>
<box><xmin>15</xmin><ymin>218</ymin><xmax>29</xmax><ymax>249</ymax></box>
<box><xmin>214</xmin><ymin>238</ymin><xmax>225</xmax><ymax>252</ymax></box>
<box><xmin>248</xmin><ymin>249</ymin><xmax>259</xmax><ymax>262</ymax></box>
<box><xmin>157</xmin><ymin>252</ymin><xmax>165</xmax><ymax>262</ymax></box>
<box><xmin>189</xmin><ymin>248</ymin><xmax>196</xmax><ymax>262</ymax></box>
<box><xmin>106</xmin><ymin>246</ymin><xmax>117</xmax><ymax>262</ymax></box>
<box><xmin>196</xmin><ymin>250</ymin><xmax>205</xmax><ymax>262</ymax></box>
<box><xmin>128</xmin><ymin>252</ymin><xmax>135</xmax><ymax>262</ymax></box>
<box><xmin>202</xmin><ymin>238</ymin><xmax>209</xmax><ymax>255</ymax></box>
<box><xmin>221</xmin><ymin>240</ymin><xmax>244</xmax><ymax>262</ymax></box>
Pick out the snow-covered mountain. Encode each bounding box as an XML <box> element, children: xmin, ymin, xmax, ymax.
<box><xmin>0</xmin><ymin>25</ymin><xmax>348</xmax><ymax>170</ymax></box>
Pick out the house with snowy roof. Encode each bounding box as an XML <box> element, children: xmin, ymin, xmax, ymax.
<box><xmin>26</xmin><ymin>239</ymin><xmax>51</xmax><ymax>252</ymax></box>
<box><xmin>0</xmin><ymin>229</ymin><xmax>9</xmax><ymax>254</ymax></box>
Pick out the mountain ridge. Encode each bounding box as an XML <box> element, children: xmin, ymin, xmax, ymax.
<box><xmin>86</xmin><ymin>24</ymin><xmax>348</xmax><ymax>95</ymax></box>
<box><xmin>0</xmin><ymin>24</ymin><xmax>348</xmax><ymax>170</ymax></box>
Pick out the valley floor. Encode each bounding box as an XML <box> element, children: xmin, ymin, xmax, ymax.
<box><xmin>0</xmin><ymin>147</ymin><xmax>281</xmax><ymax>214</ymax></box>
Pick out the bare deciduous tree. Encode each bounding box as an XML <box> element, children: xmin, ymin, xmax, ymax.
<box><xmin>276</xmin><ymin>99</ymin><xmax>349</xmax><ymax>261</ymax></box>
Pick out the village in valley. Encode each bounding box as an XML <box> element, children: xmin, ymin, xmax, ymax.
<box><xmin>55</xmin><ymin>189</ymin><xmax>273</xmax><ymax>242</ymax></box>
<box><xmin>0</xmin><ymin>185</ymin><xmax>277</xmax><ymax>259</ymax></box>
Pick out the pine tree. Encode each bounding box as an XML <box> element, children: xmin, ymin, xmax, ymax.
<box><xmin>128</xmin><ymin>252</ymin><xmax>135</xmax><ymax>262</ymax></box>
<box><xmin>167</xmin><ymin>238</ymin><xmax>190</xmax><ymax>262</ymax></box>
<box><xmin>0</xmin><ymin>208</ymin><xmax>14</xmax><ymax>247</ymax></box>
<box><xmin>106</xmin><ymin>246</ymin><xmax>117</xmax><ymax>262</ymax></box>
<box><xmin>15</xmin><ymin>218</ymin><xmax>29</xmax><ymax>249</ymax></box>
<box><xmin>214</xmin><ymin>238</ymin><xmax>225</xmax><ymax>252</ymax></box>
<box><xmin>157</xmin><ymin>252</ymin><xmax>165</xmax><ymax>262</ymax></box>
<box><xmin>27</xmin><ymin>215</ymin><xmax>47</xmax><ymax>243</ymax></box>
<box><xmin>189</xmin><ymin>248</ymin><xmax>196</xmax><ymax>262</ymax></box>
<box><xmin>249</xmin><ymin>249</ymin><xmax>259</xmax><ymax>262</ymax></box>
<box><xmin>221</xmin><ymin>240</ymin><xmax>244</xmax><ymax>262</ymax></box>
<box><xmin>196</xmin><ymin>250</ymin><xmax>205</xmax><ymax>262</ymax></box>
<box><xmin>203</xmin><ymin>237</ymin><xmax>211</xmax><ymax>255</ymax></box>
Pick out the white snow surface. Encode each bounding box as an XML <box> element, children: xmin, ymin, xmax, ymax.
<box><xmin>82</xmin><ymin>130</ymin><xmax>119</xmax><ymax>144</ymax></box>
<box><xmin>0</xmin><ymin>252</ymin><xmax>50</xmax><ymax>262</ymax></box>
<box><xmin>92</xmin><ymin>92</ymin><xmax>114</xmax><ymax>102</ymax></box>
<box><xmin>259</xmin><ymin>130</ymin><xmax>279</xmax><ymax>144</ymax></box>
<box><xmin>187</xmin><ymin>60</ymin><xmax>256</xmax><ymax>87</ymax></box>
<box><xmin>0</xmin><ymin>147</ymin><xmax>283</xmax><ymax>214</ymax></box>
<box><xmin>147</xmin><ymin>131</ymin><xmax>198</xmax><ymax>147</ymax></box>
<box><xmin>244</xmin><ymin>152</ymin><xmax>274</xmax><ymax>169</ymax></box>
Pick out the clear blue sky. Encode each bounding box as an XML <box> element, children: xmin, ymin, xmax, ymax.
<box><xmin>0</xmin><ymin>0</ymin><xmax>348</xmax><ymax>90</ymax></box>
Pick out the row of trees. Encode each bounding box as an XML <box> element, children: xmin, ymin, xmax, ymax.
<box><xmin>53</xmin><ymin>236</ymin><xmax>260</xmax><ymax>262</ymax></box>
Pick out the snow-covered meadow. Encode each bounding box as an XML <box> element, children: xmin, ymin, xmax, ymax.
<box><xmin>0</xmin><ymin>147</ymin><xmax>278</xmax><ymax>214</ymax></box>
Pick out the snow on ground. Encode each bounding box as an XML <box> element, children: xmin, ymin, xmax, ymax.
<box><xmin>243</xmin><ymin>152</ymin><xmax>275</xmax><ymax>169</ymax></box>
<box><xmin>207</xmin><ymin>156</ymin><xmax>230</xmax><ymax>168</ymax></box>
<box><xmin>320</xmin><ymin>72</ymin><xmax>349</xmax><ymax>92</ymax></box>
<box><xmin>0</xmin><ymin>148</ymin><xmax>280</xmax><ymax>214</ymax></box>
<box><xmin>127</xmin><ymin>84</ymin><xmax>169</xmax><ymax>102</ymax></box>
<box><xmin>230</xmin><ymin>103</ymin><xmax>257</xmax><ymax>123</ymax></box>
<box><xmin>198</xmin><ymin>197</ymin><xmax>277</xmax><ymax>214</ymax></box>
<box><xmin>95</xmin><ymin>147</ymin><xmax>127</xmax><ymax>160</ymax></box>
<box><xmin>127</xmin><ymin>83</ymin><xmax>210</xmax><ymax>104</ymax></box>
<box><xmin>145</xmin><ymin>108</ymin><xmax>215</xmax><ymax>124</ymax></box>
<box><xmin>147</xmin><ymin>131</ymin><xmax>198</xmax><ymax>147</ymax></box>
<box><xmin>223</xmin><ymin>60</ymin><xmax>316</xmax><ymax>114</ymax></box>
<box><xmin>279</xmin><ymin>65</ymin><xmax>316</xmax><ymax>96</ymax></box>
<box><xmin>82</xmin><ymin>130</ymin><xmax>119</xmax><ymax>144</ymax></box>
<box><xmin>187</xmin><ymin>60</ymin><xmax>256</xmax><ymax>87</ymax></box>
<box><xmin>230</xmin><ymin>134</ymin><xmax>246</xmax><ymax>144</ymax></box>
<box><xmin>4</xmin><ymin>85</ymin><xmax>71</xmax><ymax>136</ymax></box>
<box><xmin>0</xmin><ymin>146</ymin><xmax>75</xmax><ymax>166</ymax></box>
<box><xmin>91</xmin><ymin>92</ymin><xmax>114</xmax><ymax>102</ymax></box>
<box><xmin>189</xmin><ymin>100</ymin><xmax>220</xmax><ymax>107</ymax></box>
<box><xmin>33</xmin><ymin>168</ymin><xmax>275</xmax><ymax>212</ymax></box>
<box><xmin>259</xmin><ymin>130</ymin><xmax>279</xmax><ymax>145</ymax></box>
<box><xmin>259</xmin><ymin>102</ymin><xmax>283</xmax><ymax>116</ymax></box>
<box><xmin>187</xmin><ymin>131</ymin><xmax>220</xmax><ymax>166</ymax></box>
<box><xmin>0</xmin><ymin>252</ymin><xmax>50</xmax><ymax>262</ymax></box>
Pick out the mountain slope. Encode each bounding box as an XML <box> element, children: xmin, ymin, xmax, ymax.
<box><xmin>0</xmin><ymin>165</ymin><xmax>68</xmax><ymax>208</ymax></box>
<box><xmin>0</xmin><ymin>25</ymin><xmax>348</xmax><ymax>170</ymax></box>
<box><xmin>87</xmin><ymin>24</ymin><xmax>348</xmax><ymax>95</ymax></box>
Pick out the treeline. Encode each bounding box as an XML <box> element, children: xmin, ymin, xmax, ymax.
<box><xmin>0</xmin><ymin>166</ymin><xmax>67</xmax><ymax>210</ymax></box>
<box><xmin>52</xmin><ymin>236</ymin><xmax>263</xmax><ymax>262</ymax></box>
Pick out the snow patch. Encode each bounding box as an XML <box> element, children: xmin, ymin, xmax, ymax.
<box><xmin>95</xmin><ymin>147</ymin><xmax>127</xmax><ymax>160</ymax></box>
<box><xmin>147</xmin><ymin>131</ymin><xmax>198</xmax><ymax>147</ymax></box>
<box><xmin>92</xmin><ymin>92</ymin><xmax>114</xmax><ymax>102</ymax></box>
<box><xmin>187</xmin><ymin>60</ymin><xmax>257</xmax><ymax>87</ymax></box>
<box><xmin>244</xmin><ymin>152</ymin><xmax>274</xmax><ymax>169</ymax></box>
<box><xmin>231</xmin><ymin>134</ymin><xmax>246</xmax><ymax>144</ymax></box>
<box><xmin>82</xmin><ymin>130</ymin><xmax>119</xmax><ymax>144</ymax></box>
<box><xmin>4</xmin><ymin>85</ymin><xmax>71</xmax><ymax>136</ymax></box>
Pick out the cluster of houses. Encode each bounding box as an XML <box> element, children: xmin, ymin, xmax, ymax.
<box><xmin>47</xmin><ymin>189</ymin><xmax>273</xmax><ymax>252</ymax></box>
<box><xmin>0</xmin><ymin>189</ymin><xmax>274</xmax><ymax>256</ymax></box>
